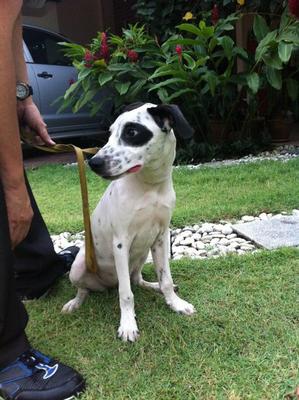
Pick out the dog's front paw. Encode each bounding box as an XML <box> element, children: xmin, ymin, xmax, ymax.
<box><xmin>118</xmin><ymin>321</ymin><xmax>140</xmax><ymax>342</ymax></box>
<box><xmin>168</xmin><ymin>295</ymin><xmax>196</xmax><ymax>316</ymax></box>
<box><xmin>61</xmin><ymin>298</ymin><xmax>81</xmax><ymax>314</ymax></box>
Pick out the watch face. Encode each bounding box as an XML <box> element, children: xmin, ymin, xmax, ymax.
<box><xmin>16</xmin><ymin>83</ymin><xmax>29</xmax><ymax>100</ymax></box>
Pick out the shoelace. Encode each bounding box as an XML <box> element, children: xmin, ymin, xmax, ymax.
<box><xmin>19</xmin><ymin>351</ymin><xmax>46</xmax><ymax>370</ymax></box>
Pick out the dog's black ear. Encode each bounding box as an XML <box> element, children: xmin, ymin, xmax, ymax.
<box><xmin>147</xmin><ymin>104</ymin><xmax>194</xmax><ymax>140</ymax></box>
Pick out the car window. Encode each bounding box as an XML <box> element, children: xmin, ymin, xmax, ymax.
<box><xmin>23</xmin><ymin>27</ymin><xmax>72</xmax><ymax>66</ymax></box>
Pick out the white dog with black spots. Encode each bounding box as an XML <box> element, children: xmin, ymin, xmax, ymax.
<box><xmin>62</xmin><ymin>103</ymin><xmax>196</xmax><ymax>342</ymax></box>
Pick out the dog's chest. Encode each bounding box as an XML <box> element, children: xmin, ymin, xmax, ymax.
<box><xmin>128</xmin><ymin>191</ymin><xmax>173</xmax><ymax>256</ymax></box>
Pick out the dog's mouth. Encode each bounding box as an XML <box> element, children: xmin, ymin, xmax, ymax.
<box><xmin>127</xmin><ymin>164</ymin><xmax>142</xmax><ymax>174</ymax></box>
<box><xmin>102</xmin><ymin>164</ymin><xmax>143</xmax><ymax>180</ymax></box>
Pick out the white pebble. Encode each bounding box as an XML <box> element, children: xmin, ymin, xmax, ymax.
<box><xmin>241</xmin><ymin>215</ymin><xmax>255</xmax><ymax>222</ymax></box>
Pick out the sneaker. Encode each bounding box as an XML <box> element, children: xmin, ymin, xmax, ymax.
<box><xmin>0</xmin><ymin>349</ymin><xmax>85</xmax><ymax>400</ymax></box>
<box><xmin>58</xmin><ymin>246</ymin><xmax>80</xmax><ymax>273</ymax></box>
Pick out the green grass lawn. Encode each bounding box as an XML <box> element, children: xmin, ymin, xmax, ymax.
<box><xmin>26</xmin><ymin>249</ymin><xmax>298</xmax><ymax>400</ymax></box>
<box><xmin>27</xmin><ymin>158</ymin><xmax>299</xmax><ymax>234</ymax></box>
<box><xmin>23</xmin><ymin>159</ymin><xmax>299</xmax><ymax>399</ymax></box>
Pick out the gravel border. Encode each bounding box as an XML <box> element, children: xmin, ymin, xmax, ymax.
<box><xmin>174</xmin><ymin>144</ymin><xmax>299</xmax><ymax>170</ymax></box>
<box><xmin>52</xmin><ymin>209</ymin><xmax>299</xmax><ymax>261</ymax></box>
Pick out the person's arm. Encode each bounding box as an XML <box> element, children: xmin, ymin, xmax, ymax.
<box><xmin>0</xmin><ymin>1</ymin><xmax>33</xmax><ymax>248</ymax></box>
<box><xmin>13</xmin><ymin>12</ymin><xmax>55</xmax><ymax>145</ymax></box>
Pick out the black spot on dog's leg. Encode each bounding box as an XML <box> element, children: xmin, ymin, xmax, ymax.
<box><xmin>117</xmin><ymin>243</ymin><xmax>122</xmax><ymax>249</ymax></box>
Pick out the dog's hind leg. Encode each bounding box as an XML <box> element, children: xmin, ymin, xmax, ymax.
<box><xmin>61</xmin><ymin>248</ymin><xmax>104</xmax><ymax>314</ymax></box>
<box><xmin>62</xmin><ymin>287</ymin><xmax>89</xmax><ymax>313</ymax></box>
<box><xmin>132</xmin><ymin>271</ymin><xmax>161</xmax><ymax>292</ymax></box>
<box><xmin>132</xmin><ymin>271</ymin><xmax>178</xmax><ymax>293</ymax></box>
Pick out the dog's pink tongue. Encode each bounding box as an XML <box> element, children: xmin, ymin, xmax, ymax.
<box><xmin>127</xmin><ymin>165</ymin><xmax>142</xmax><ymax>173</ymax></box>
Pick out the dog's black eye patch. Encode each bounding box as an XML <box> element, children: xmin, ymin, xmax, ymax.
<box><xmin>121</xmin><ymin>123</ymin><xmax>153</xmax><ymax>147</ymax></box>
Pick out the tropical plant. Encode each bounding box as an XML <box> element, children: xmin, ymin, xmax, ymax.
<box><xmin>245</xmin><ymin>4</ymin><xmax>299</xmax><ymax>118</ymax></box>
<box><xmin>60</xmin><ymin>24</ymin><xmax>163</xmax><ymax>124</ymax></box>
<box><xmin>146</xmin><ymin>12</ymin><xmax>250</xmax><ymax>141</ymax></box>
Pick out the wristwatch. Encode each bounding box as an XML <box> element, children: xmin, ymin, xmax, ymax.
<box><xmin>16</xmin><ymin>82</ymin><xmax>33</xmax><ymax>101</ymax></box>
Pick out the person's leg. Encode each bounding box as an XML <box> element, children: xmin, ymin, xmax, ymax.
<box><xmin>14</xmin><ymin>173</ymin><xmax>77</xmax><ymax>299</ymax></box>
<box><xmin>0</xmin><ymin>180</ymin><xmax>30</xmax><ymax>369</ymax></box>
<box><xmin>0</xmin><ymin>179</ymin><xmax>85</xmax><ymax>399</ymax></box>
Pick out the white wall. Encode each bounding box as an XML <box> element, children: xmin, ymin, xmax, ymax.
<box><xmin>22</xmin><ymin>2</ymin><xmax>59</xmax><ymax>33</ymax></box>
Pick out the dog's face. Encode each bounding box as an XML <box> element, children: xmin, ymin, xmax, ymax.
<box><xmin>89</xmin><ymin>103</ymin><xmax>193</xmax><ymax>180</ymax></box>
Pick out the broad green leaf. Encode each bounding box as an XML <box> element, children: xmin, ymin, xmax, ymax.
<box><xmin>204</xmin><ymin>72</ymin><xmax>218</xmax><ymax>96</ymax></box>
<box><xmin>279</xmin><ymin>6</ymin><xmax>290</xmax><ymax>31</ymax></box>
<box><xmin>64</xmin><ymin>81</ymin><xmax>80</xmax><ymax>99</ymax></box>
<box><xmin>182</xmin><ymin>53</ymin><xmax>196</xmax><ymax>70</ymax></box>
<box><xmin>246</xmin><ymin>72</ymin><xmax>260</xmax><ymax>94</ymax></box>
<box><xmin>253</xmin><ymin>15</ymin><xmax>269</xmax><ymax>42</ymax></box>
<box><xmin>265</xmin><ymin>66</ymin><xmax>282</xmax><ymax>90</ymax></box>
<box><xmin>209</xmin><ymin>37</ymin><xmax>219</xmax><ymax>52</ymax></box>
<box><xmin>255</xmin><ymin>30</ymin><xmax>277</xmax><ymax>62</ymax></box>
<box><xmin>57</xmin><ymin>95</ymin><xmax>73</xmax><ymax>113</ymax></box>
<box><xmin>195</xmin><ymin>56</ymin><xmax>209</xmax><ymax>67</ymax></box>
<box><xmin>286</xmin><ymin>78</ymin><xmax>298</xmax><ymax>101</ymax></box>
<box><xmin>216</xmin><ymin>23</ymin><xmax>234</xmax><ymax>33</ymax></box>
<box><xmin>129</xmin><ymin>79</ymin><xmax>147</xmax><ymax>97</ymax></box>
<box><xmin>278</xmin><ymin>41</ymin><xmax>293</xmax><ymax>63</ymax></box>
<box><xmin>176</xmin><ymin>23</ymin><xmax>202</xmax><ymax>36</ymax></box>
<box><xmin>73</xmin><ymin>89</ymin><xmax>97</xmax><ymax>113</ymax></box>
<box><xmin>108</xmin><ymin>64</ymin><xmax>131</xmax><ymax>72</ymax></box>
<box><xmin>149</xmin><ymin>70</ymin><xmax>183</xmax><ymax>80</ymax></box>
<box><xmin>201</xmin><ymin>26</ymin><xmax>215</xmax><ymax>39</ymax></box>
<box><xmin>94</xmin><ymin>59</ymin><xmax>107</xmax><ymax>69</ymax></box>
<box><xmin>78</xmin><ymin>68</ymin><xmax>92</xmax><ymax>80</ymax></box>
<box><xmin>98</xmin><ymin>71</ymin><xmax>113</xmax><ymax>86</ymax></box>
<box><xmin>115</xmin><ymin>81</ymin><xmax>131</xmax><ymax>95</ymax></box>
<box><xmin>166</xmin><ymin>88</ymin><xmax>197</xmax><ymax>102</ymax></box>
<box><xmin>233</xmin><ymin>46</ymin><xmax>249</xmax><ymax>60</ymax></box>
<box><xmin>81</xmin><ymin>76</ymin><xmax>91</xmax><ymax>92</ymax></box>
<box><xmin>149</xmin><ymin>78</ymin><xmax>186</xmax><ymax>92</ymax></box>
<box><xmin>218</xmin><ymin>36</ymin><xmax>234</xmax><ymax>60</ymax></box>
<box><xmin>157</xmin><ymin>88</ymin><xmax>169</xmax><ymax>103</ymax></box>
<box><xmin>59</xmin><ymin>42</ymin><xmax>86</xmax><ymax>59</ymax></box>
<box><xmin>262</xmin><ymin>53</ymin><xmax>283</xmax><ymax>70</ymax></box>
<box><xmin>149</xmin><ymin>65</ymin><xmax>177</xmax><ymax>79</ymax></box>
<box><xmin>279</xmin><ymin>30</ymin><xmax>299</xmax><ymax>45</ymax></box>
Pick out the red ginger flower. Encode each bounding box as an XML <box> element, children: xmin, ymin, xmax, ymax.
<box><xmin>100</xmin><ymin>32</ymin><xmax>110</xmax><ymax>62</ymax></box>
<box><xmin>175</xmin><ymin>45</ymin><xmax>183</xmax><ymax>62</ymax></box>
<box><xmin>211</xmin><ymin>4</ymin><xmax>219</xmax><ymax>25</ymax></box>
<box><xmin>93</xmin><ymin>32</ymin><xmax>110</xmax><ymax>63</ymax></box>
<box><xmin>289</xmin><ymin>0</ymin><xmax>299</xmax><ymax>18</ymax></box>
<box><xmin>84</xmin><ymin>50</ymin><xmax>94</xmax><ymax>67</ymax></box>
<box><xmin>127</xmin><ymin>49</ymin><xmax>138</xmax><ymax>62</ymax></box>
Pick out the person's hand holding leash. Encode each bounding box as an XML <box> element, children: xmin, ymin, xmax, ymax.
<box><xmin>17</xmin><ymin>99</ymin><xmax>55</xmax><ymax>146</ymax></box>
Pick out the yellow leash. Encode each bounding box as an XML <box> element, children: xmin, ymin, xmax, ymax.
<box><xmin>21</xmin><ymin>128</ymin><xmax>99</xmax><ymax>274</ymax></box>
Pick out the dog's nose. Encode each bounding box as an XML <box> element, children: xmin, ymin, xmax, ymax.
<box><xmin>88</xmin><ymin>157</ymin><xmax>106</xmax><ymax>174</ymax></box>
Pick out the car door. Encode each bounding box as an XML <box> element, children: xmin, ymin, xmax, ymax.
<box><xmin>23</xmin><ymin>26</ymin><xmax>99</xmax><ymax>137</ymax></box>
